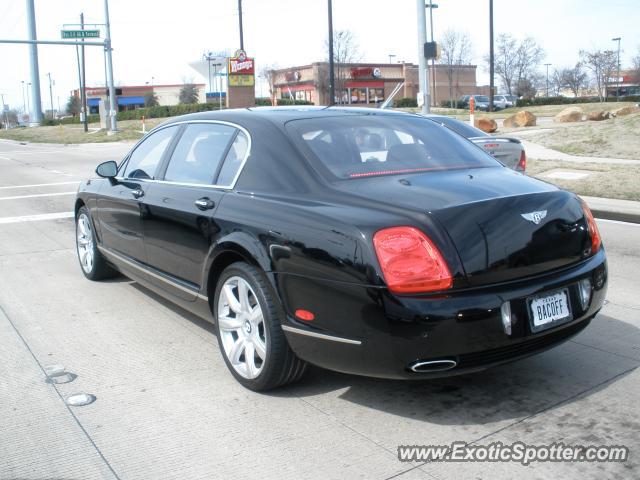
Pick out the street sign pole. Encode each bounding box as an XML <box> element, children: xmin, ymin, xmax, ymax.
<box><xmin>26</xmin><ymin>0</ymin><xmax>43</xmax><ymax>126</ymax></box>
<box><xmin>103</xmin><ymin>0</ymin><xmax>117</xmax><ymax>133</ymax></box>
<box><xmin>80</xmin><ymin>13</ymin><xmax>88</xmax><ymax>132</ymax></box>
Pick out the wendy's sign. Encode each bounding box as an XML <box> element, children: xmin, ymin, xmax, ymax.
<box><xmin>228</xmin><ymin>49</ymin><xmax>255</xmax><ymax>75</ymax></box>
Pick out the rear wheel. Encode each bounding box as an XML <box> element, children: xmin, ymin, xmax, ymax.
<box><xmin>76</xmin><ymin>206</ymin><xmax>117</xmax><ymax>280</ymax></box>
<box><xmin>214</xmin><ymin>262</ymin><xmax>306</xmax><ymax>391</ymax></box>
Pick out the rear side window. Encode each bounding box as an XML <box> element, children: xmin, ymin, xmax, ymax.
<box><xmin>430</xmin><ymin>116</ymin><xmax>487</xmax><ymax>138</ymax></box>
<box><xmin>123</xmin><ymin>125</ymin><xmax>178</xmax><ymax>179</ymax></box>
<box><xmin>163</xmin><ymin>123</ymin><xmax>236</xmax><ymax>185</ymax></box>
<box><xmin>286</xmin><ymin>115</ymin><xmax>499</xmax><ymax>180</ymax></box>
<box><xmin>216</xmin><ymin>131</ymin><xmax>249</xmax><ymax>186</ymax></box>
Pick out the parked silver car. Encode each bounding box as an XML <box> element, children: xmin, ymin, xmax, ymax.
<box><xmin>494</xmin><ymin>94</ymin><xmax>518</xmax><ymax>109</ymax></box>
<box><xmin>426</xmin><ymin>115</ymin><xmax>526</xmax><ymax>172</ymax></box>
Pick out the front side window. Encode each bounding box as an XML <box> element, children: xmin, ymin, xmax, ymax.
<box><xmin>123</xmin><ymin>126</ymin><xmax>178</xmax><ymax>179</ymax></box>
<box><xmin>286</xmin><ymin>115</ymin><xmax>499</xmax><ymax>180</ymax></box>
<box><xmin>163</xmin><ymin>123</ymin><xmax>236</xmax><ymax>185</ymax></box>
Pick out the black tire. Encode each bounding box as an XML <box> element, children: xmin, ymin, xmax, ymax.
<box><xmin>75</xmin><ymin>206</ymin><xmax>118</xmax><ymax>281</ymax></box>
<box><xmin>213</xmin><ymin>261</ymin><xmax>307</xmax><ymax>391</ymax></box>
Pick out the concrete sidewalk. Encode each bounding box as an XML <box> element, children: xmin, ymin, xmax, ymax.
<box><xmin>583</xmin><ymin>196</ymin><xmax>640</xmax><ymax>224</ymax></box>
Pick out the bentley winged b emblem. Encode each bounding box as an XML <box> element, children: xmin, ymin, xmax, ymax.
<box><xmin>521</xmin><ymin>210</ymin><xmax>547</xmax><ymax>225</ymax></box>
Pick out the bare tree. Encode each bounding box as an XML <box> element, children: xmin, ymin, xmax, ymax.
<box><xmin>325</xmin><ymin>29</ymin><xmax>362</xmax><ymax>104</ymax></box>
<box><xmin>580</xmin><ymin>49</ymin><xmax>617</xmax><ymax>101</ymax></box>
<box><xmin>438</xmin><ymin>29</ymin><xmax>473</xmax><ymax>107</ymax></box>
<box><xmin>631</xmin><ymin>46</ymin><xmax>640</xmax><ymax>83</ymax></box>
<box><xmin>490</xmin><ymin>34</ymin><xmax>544</xmax><ymax>96</ymax></box>
<box><xmin>258</xmin><ymin>63</ymin><xmax>278</xmax><ymax>105</ymax></box>
<box><xmin>555</xmin><ymin>63</ymin><xmax>588</xmax><ymax>97</ymax></box>
<box><xmin>144</xmin><ymin>91</ymin><xmax>159</xmax><ymax>107</ymax></box>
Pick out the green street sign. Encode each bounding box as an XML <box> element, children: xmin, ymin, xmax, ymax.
<box><xmin>61</xmin><ymin>30</ymin><xmax>101</xmax><ymax>39</ymax></box>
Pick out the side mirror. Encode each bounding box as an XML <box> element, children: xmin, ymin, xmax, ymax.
<box><xmin>96</xmin><ymin>160</ymin><xmax>118</xmax><ymax>178</ymax></box>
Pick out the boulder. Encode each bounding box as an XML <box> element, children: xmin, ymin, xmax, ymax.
<box><xmin>587</xmin><ymin>110</ymin><xmax>610</xmax><ymax>121</ymax></box>
<box><xmin>474</xmin><ymin>117</ymin><xmax>498</xmax><ymax>133</ymax></box>
<box><xmin>611</xmin><ymin>105</ymin><xmax>640</xmax><ymax>117</ymax></box>
<box><xmin>503</xmin><ymin>111</ymin><xmax>537</xmax><ymax>128</ymax></box>
<box><xmin>555</xmin><ymin>106</ymin><xmax>583</xmax><ymax>123</ymax></box>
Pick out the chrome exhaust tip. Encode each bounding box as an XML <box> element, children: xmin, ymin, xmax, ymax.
<box><xmin>408</xmin><ymin>359</ymin><xmax>457</xmax><ymax>373</ymax></box>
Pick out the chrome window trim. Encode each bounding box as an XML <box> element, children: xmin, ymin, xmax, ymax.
<box><xmin>116</xmin><ymin>119</ymin><xmax>252</xmax><ymax>190</ymax></box>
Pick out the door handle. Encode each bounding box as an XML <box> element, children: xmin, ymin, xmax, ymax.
<box><xmin>195</xmin><ymin>197</ymin><xmax>215</xmax><ymax>211</ymax></box>
<box><xmin>131</xmin><ymin>188</ymin><xmax>144</xmax><ymax>199</ymax></box>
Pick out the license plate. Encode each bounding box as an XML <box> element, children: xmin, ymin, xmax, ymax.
<box><xmin>528</xmin><ymin>289</ymin><xmax>572</xmax><ymax>332</ymax></box>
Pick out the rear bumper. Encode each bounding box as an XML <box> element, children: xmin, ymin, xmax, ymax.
<box><xmin>279</xmin><ymin>249</ymin><xmax>607</xmax><ymax>379</ymax></box>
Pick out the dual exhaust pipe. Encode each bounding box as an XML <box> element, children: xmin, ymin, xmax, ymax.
<box><xmin>408</xmin><ymin>358</ymin><xmax>457</xmax><ymax>373</ymax></box>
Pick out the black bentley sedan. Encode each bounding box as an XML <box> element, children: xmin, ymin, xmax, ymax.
<box><xmin>75</xmin><ymin>107</ymin><xmax>607</xmax><ymax>391</ymax></box>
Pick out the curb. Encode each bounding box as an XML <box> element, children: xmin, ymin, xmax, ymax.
<box><xmin>593</xmin><ymin>209</ymin><xmax>640</xmax><ymax>224</ymax></box>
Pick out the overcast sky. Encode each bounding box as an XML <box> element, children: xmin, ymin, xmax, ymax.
<box><xmin>1</xmin><ymin>0</ymin><xmax>638</xmax><ymax>111</ymax></box>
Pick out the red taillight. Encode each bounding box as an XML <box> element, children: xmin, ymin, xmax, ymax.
<box><xmin>580</xmin><ymin>200</ymin><xmax>601</xmax><ymax>254</ymax></box>
<box><xmin>517</xmin><ymin>150</ymin><xmax>526</xmax><ymax>171</ymax></box>
<box><xmin>373</xmin><ymin>226</ymin><xmax>453</xmax><ymax>294</ymax></box>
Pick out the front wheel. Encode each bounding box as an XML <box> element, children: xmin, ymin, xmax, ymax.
<box><xmin>214</xmin><ymin>262</ymin><xmax>307</xmax><ymax>391</ymax></box>
<box><xmin>76</xmin><ymin>206</ymin><xmax>117</xmax><ymax>280</ymax></box>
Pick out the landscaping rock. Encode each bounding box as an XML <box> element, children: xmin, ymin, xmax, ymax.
<box><xmin>611</xmin><ymin>105</ymin><xmax>640</xmax><ymax>117</ymax></box>
<box><xmin>587</xmin><ymin>110</ymin><xmax>610</xmax><ymax>121</ymax></box>
<box><xmin>503</xmin><ymin>111</ymin><xmax>536</xmax><ymax>128</ymax></box>
<box><xmin>555</xmin><ymin>106</ymin><xmax>583</xmax><ymax>123</ymax></box>
<box><xmin>474</xmin><ymin>117</ymin><xmax>498</xmax><ymax>133</ymax></box>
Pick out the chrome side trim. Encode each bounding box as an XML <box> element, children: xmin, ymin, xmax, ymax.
<box><xmin>98</xmin><ymin>246</ymin><xmax>207</xmax><ymax>299</ymax></box>
<box><xmin>116</xmin><ymin>119</ymin><xmax>252</xmax><ymax>190</ymax></box>
<box><xmin>281</xmin><ymin>325</ymin><xmax>361</xmax><ymax>345</ymax></box>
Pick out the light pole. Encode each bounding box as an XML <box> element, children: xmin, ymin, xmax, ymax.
<box><xmin>417</xmin><ymin>0</ymin><xmax>429</xmax><ymax>114</ymax></box>
<box><xmin>489</xmin><ymin>0</ymin><xmax>494</xmax><ymax>111</ymax></box>
<box><xmin>26</xmin><ymin>82</ymin><xmax>31</xmax><ymax>118</ymax></box>
<box><xmin>612</xmin><ymin>37</ymin><xmax>621</xmax><ymax>101</ymax></box>
<box><xmin>328</xmin><ymin>0</ymin><xmax>335</xmax><ymax>105</ymax></box>
<box><xmin>425</xmin><ymin>2</ymin><xmax>438</xmax><ymax>107</ymax></box>
<box><xmin>103</xmin><ymin>0</ymin><xmax>118</xmax><ymax>133</ymax></box>
<box><xmin>544</xmin><ymin>63</ymin><xmax>551</xmax><ymax>97</ymax></box>
<box><xmin>388</xmin><ymin>54</ymin><xmax>396</xmax><ymax>64</ymax></box>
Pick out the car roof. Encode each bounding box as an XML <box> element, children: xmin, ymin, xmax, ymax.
<box><xmin>161</xmin><ymin>106</ymin><xmax>416</xmax><ymax>129</ymax></box>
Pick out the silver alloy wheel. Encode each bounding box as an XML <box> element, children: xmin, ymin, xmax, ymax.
<box><xmin>76</xmin><ymin>213</ymin><xmax>94</xmax><ymax>274</ymax></box>
<box><xmin>217</xmin><ymin>276</ymin><xmax>267</xmax><ymax>379</ymax></box>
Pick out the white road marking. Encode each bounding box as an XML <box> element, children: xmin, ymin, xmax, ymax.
<box><xmin>0</xmin><ymin>191</ymin><xmax>76</xmax><ymax>201</ymax></box>
<box><xmin>0</xmin><ymin>181</ymin><xmax>80</xmax><ymax>190</ymax></box>
<box><xmin>0</xmin><ymin>212</ymin><xmax>74</xmax><ymax>224</ymax></box>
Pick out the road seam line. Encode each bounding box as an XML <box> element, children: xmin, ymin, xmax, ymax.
<box><xmin>0</xmin><ymin>303</ymin><xmax>122</xmax><ymax>480</ymax></box>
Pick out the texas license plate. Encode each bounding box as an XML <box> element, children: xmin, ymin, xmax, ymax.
<box><xmin>528</xmin><ymin>289</ymin><xmax>572</xmax><ymax>332</ymax></box>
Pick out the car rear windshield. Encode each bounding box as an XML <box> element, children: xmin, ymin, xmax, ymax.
<box><xmin>285</xmin><ymin>114</ymin><xmax>499</xmax><ymax>180</ymax></box>
<box><xmin>474</xmin><ymin>95</ymin><xmax>490</xmax><ymax>102</ymax></box>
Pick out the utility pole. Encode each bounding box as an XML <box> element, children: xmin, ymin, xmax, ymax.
<box><xmin>47</xmin><ymin>73</ymin><xmax>54</xmax><ymax>119</ymax></box>
<box><xmin>0</xmin><ymin>94</ymin><xmax>9</xmax><ymax>130</ymax></box>
<box><xmin>426</xmin><ymin>2</ymin><xmax>438</xmax><ymax>107</ymax></box>
<box><xmin>488</xmin><ymin>0</ymin><xmax>494</xmax><ymax>112</ymax></box>
<box><xmin>26</xmin><ymin>0</ymin><xmax>43</xmax><ymax>126</ymax></box>
<box><xmin>612</xmin><ymin>37</ymin><xmax>621</xmax><ymax>101</ymax></box>
<box><xmin>81</xmin><ymin>13</ymin><xmax>88</xmax><ymax>132</ymax></box>
<box><xmin>21</xmin><ymin>80</ymin><xmax>26</xmax><ymax>115</ymax></box>
<box><xmin>544</xmin><ymin>63</ymin><xmax>551</xmax><ymax>97</ymax></box>
<box><xmin>417</xmin><ymin>0</ymin><xmax>429</xmax><ymax>114</ymax></box>
<box><xmin>328</xmin><ymin>0</ymin><xmax>335</xmax><ymax>106</ymax></box>
<box><xmin>103</xmin><ymin>0</ymin><xmax>117</xmax><ymax>133</ymax></box>
<box><xmin>238</xmin><ymin>0</ymin><xmax>244</xmax><ymax>50</ymax></box>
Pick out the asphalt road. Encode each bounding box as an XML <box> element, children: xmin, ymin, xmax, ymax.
<box><xmin>1</xmin><ymin>139</ymin><xmax>638</xmax><ymax>480</ymax></box>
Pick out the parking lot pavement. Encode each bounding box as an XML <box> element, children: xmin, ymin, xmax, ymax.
<box><xmin>1</xmin><ymin>141</ymin><xmax>639</xmax><ymax>479</ymax></box>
